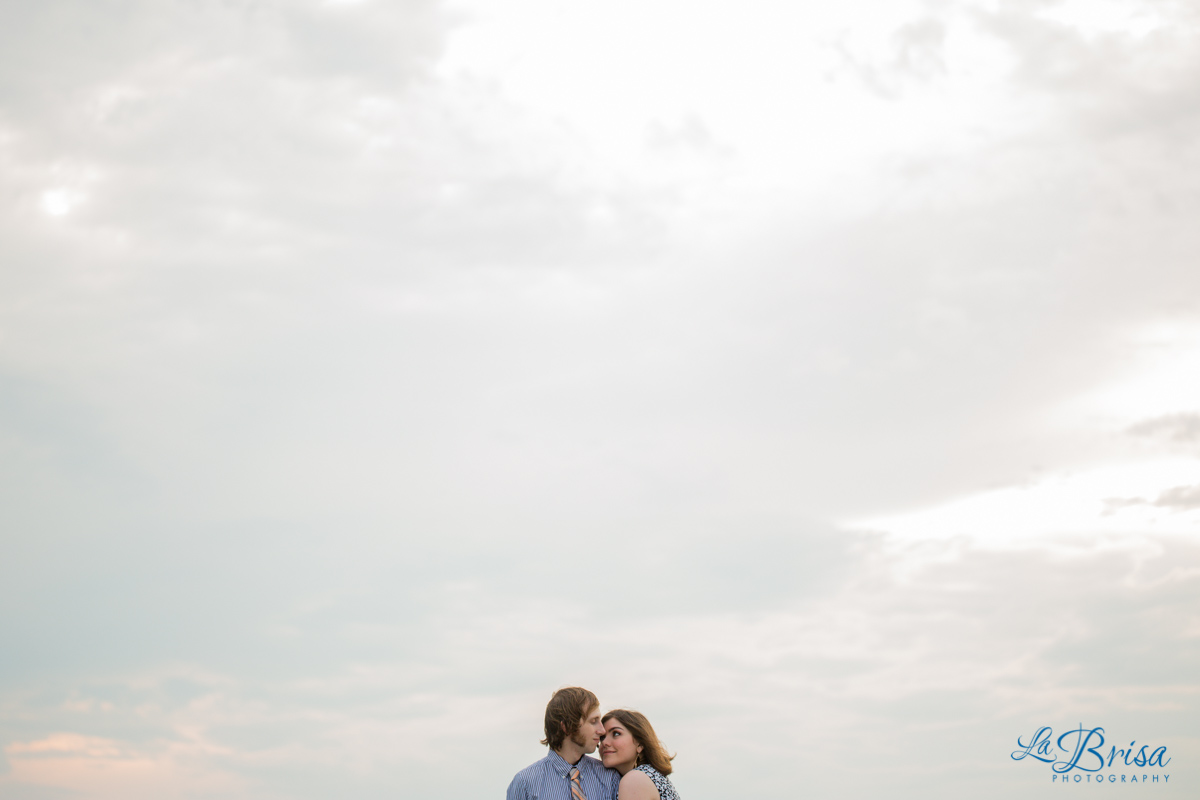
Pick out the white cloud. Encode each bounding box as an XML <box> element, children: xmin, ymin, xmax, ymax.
<box><xmin>40</xmin><ymin>188</ymin><xmax>83</xmax><ymax>216</ymax></box>
<box><xmin>1070</xmin><ymin>321</ymin><xmax>1200</xmax><ymax>425</ymax></box>
<box><xmin>852</xmin><ymin>458</ymin><xmax>1200</xmax><ymax>545</ymax></box>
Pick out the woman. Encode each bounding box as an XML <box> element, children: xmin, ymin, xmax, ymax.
<box><xmin>598</xmin><ymin>709</ymin><xmax>681</xmax><ymax>800</ymax></box>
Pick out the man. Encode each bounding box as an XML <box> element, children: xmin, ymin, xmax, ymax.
<box><xmin>507</xmin><ymin>686</ymin><xmax>620</xmax><ymax>800</ymax></box>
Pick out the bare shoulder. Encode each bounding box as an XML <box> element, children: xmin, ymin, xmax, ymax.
<box><xmin>617</xmin><ymin>769</ymin><xmax>661</xmax><ymax>800</ymax></box>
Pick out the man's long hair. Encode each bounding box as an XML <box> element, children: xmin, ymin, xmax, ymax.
<box><xmin>541</xmin><ymin>687</ymin><xmax>599</xmax><ymax>751</ymax></box>
<box><xmin>601</xmin><ymin>708</ymin><xmax>675</xmax><ymax>775</ymax></box>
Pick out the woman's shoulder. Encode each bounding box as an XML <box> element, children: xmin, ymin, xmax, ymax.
<box><xmin>621</xmin><ymin>767</ymin><xmax>657</xmax><ymax>786</ymax></box>
<box><xmin>632</xmin><ymin>764</ymin><xmax>679</xmax><ymax>800</ymax></box>
<box><xmin>617</xmin><ymin>767</ymin><xmax>659</xmax><ymax>800</ymax></box>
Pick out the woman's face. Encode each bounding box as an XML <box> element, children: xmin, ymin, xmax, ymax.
<box><xmin>599</xmin><ymin>718</ymin><xmax>642</xmax><ymax>773</ymax></box>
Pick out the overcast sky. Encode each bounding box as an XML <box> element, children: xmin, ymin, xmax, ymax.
<box><xmin>1</xmin><ymin>1</ymin><xmax>1198</xmax><ymax>798</ymax></box>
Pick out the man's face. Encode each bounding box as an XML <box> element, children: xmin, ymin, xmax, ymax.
<box><xmin>569</xmin><ymin>705</ymin><xmax>605</xmax><ymax>754</ymax></box>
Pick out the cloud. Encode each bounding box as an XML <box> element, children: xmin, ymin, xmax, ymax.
<box><xmin>1129</xmin><ymin>413</ymin><xmax>1200</xmax><ymax>444</ymax></box>
<box><xmin>1152</xmin><ymin>484</ymin><xmax>1200</xmax><ymax>510</ymax></box>
<box><xmin>3</xmin><ymin>530</ymin><xmax>1195</xmax><ymax>799</ymax></box>
<box><xmin>835</xmin><ymin>15</ymin><xmax>949</xmax><ymax>98</ymax></box>
<box><xmin>2</xmin><ymin>731</ymin><xmax>247</xmax><ymax>800</ymax></box>
<box><xmin>970</xmin><ymin>0</ymin><xmax>1200</xmax><ymax>141</ymax></box>
<box><xmin>3</xmin><ymin>1</ymin><xmax>1200</xmax><ymax>798</ymax></box>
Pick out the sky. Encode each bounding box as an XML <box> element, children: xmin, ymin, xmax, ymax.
<box><xmin>1</xmin><ymin>0</ymin><xmax>1198</xmax><ymax>797</ymax></box>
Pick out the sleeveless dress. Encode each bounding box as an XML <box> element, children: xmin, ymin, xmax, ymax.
<box><xmin>633</xmin><ymin>764</ymin><xmax>680</xmax><ymax>800</ymax></box>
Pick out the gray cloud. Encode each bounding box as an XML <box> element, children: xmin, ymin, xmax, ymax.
<box><xmin>1129</xmin><ymin>413</ymin><xmax>1200</xmax><ymax>443</ymax></box>
<box><xmin>833</xmin><ymin>15</ymin><xmax>948</xmax><ymax>99</ymax></box>
<box><xmin>1104</xmin><ymin>480</ymin><xmax>1200</xmax><ymax>513</ymax></box>
<box><xmin>5</xmin><ymin>530</ymin><xmax>1195</xmax><ymax>798</ymax></box>
<box><xmin>1153</xmin><ymin>484</ymin><xmax>1200</xmax><ymax>510</ymax></box>
<box><xmin>971</xmin><ymin>0</ymin><xmax>1200</xmax><ymax>142</ymax></box>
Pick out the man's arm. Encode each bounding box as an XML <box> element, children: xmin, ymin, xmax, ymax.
<box><xmin>506</xmin><ymin>772</ymin><xmax>528</xmax><ymax>800</ymax></box>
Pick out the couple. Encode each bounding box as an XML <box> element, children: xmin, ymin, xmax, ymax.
<box><xmin>507</xmin><ymin>686</ymin><xmax>681</xmax><ymax>800</ymax></box>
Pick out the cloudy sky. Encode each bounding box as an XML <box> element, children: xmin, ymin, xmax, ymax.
<box><xmin>2</xmin><ymin>0</ymin><xmax>1198</xmax><ymax>797</ymax></box>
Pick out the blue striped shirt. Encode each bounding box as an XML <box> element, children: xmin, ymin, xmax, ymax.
<box><xmin>507</xmin><ymin>750</ymin><xmax>620</xmax><ymax>800</ymax></box>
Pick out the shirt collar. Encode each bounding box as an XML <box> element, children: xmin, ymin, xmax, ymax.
<box><xmin>546</xmin><ymin>749</ymin><xmax>586</xmax><ymax>778</ymax></box>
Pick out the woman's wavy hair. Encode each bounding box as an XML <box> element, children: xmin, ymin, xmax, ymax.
<box><xmin>601</xmin><ymin>708</ymin><xmax>675</xmax><ymax>775</ymax></box>
<box><xmin>541</xmin><ymin>687</ymin><xmax>600</xmax><ymax>751</ymax></box>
